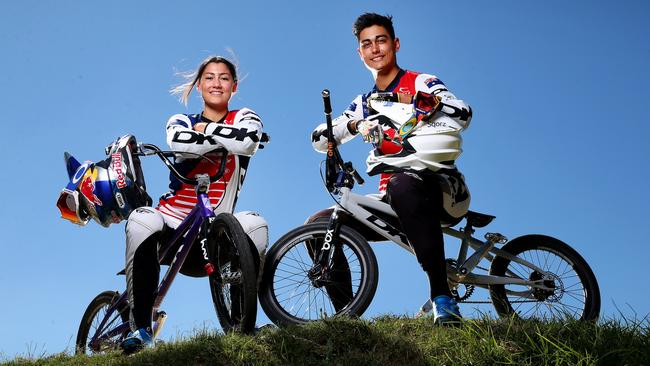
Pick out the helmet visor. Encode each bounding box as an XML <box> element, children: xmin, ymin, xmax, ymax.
<box><xmin>414</xmin><ymin>91</ymin><xmax>439</xmax><ymax>114</ymax></box>
<box><xmin>56</xmin><ymin>189</ymin><xmax>89</xmax><ymax>225</ymax></box>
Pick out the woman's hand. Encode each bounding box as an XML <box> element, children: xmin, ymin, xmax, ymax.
<box><xmin>194</xmin><ymin>122</ymin><xmax>208</xmax><ymax>133</ymax></box>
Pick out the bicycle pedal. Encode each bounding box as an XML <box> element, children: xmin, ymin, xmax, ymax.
<box><xmin>415</xmin><ymin>299</ymin><xmax>433</xmax><ymax>319</ymax></box>
<box><xmin>484</xmin><ymin>232</ymin><xmax>507</xmax><ymax>244</ymax></box>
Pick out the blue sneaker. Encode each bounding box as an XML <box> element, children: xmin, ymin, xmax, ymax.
<box><xmin>432</xmin><ymin>295</ymin><xmax>462</xmax><ymax>325</ymax></box>
<box><xmin>120</xmin><ymin>328</ymin><xmax>154</xmax><ymax>354</ymax></box>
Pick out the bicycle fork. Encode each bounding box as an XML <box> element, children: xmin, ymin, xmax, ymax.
<box><xmin>308</xmin><ymin>210</ymin><xmax>343</xmax><ymax>287</ymax></box>
<box><xmin>200</xmin><ymin>218</ymin><xmax>216</xmax><ymax>276</ymax></box>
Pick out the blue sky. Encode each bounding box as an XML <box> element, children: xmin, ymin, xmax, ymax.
<box><xmin>1</xmin><ymin>0</ymin><xmax>649</xmax><ymax>360</ymax></box>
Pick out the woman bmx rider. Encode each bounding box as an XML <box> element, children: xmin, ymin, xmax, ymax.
<box><xmin>121</xmin><ymin>56</ymin><xmax>266</xmax><ymax>353</ymax></box>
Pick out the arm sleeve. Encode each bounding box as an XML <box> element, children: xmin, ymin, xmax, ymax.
<box><xmin>166</xmin><ymin>108</ymin><xmax>263</xmax><ymax>157</ymax></box>
<box><xmin>415</xmin><ymin>74</ymin><xmax>472</xmax><ymax>130</ymax></box>
<box><xmin>204</xmin><ymin>108</ymin><xmax>263</xmax><ymax>156</ymax></box>
<box><xmin>311</xmin><ymin>95</ymin><xmax>365</xmax><ymax>153</ymax></box>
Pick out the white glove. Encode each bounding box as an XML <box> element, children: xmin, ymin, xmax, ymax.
<box><xmin>356</xmin><ymin>119</ymin><xmax>381</xmax><ymax>143</ymax></box>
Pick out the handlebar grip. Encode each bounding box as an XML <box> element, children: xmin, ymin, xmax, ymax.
<box><xmin>352</xmin><ymin>170</ymin><xmax>365</xmax><ymax>185</ymax></box>
<box><xmin>322</xmin><ymin>89</ymin><xmax>332</xmax><ymax>114</ymax></box>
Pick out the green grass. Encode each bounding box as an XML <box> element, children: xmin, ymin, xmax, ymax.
<box><xmin>3</xmin><ymin>315</ymin><xmax>649</xmax><ymax>366</ymax></box>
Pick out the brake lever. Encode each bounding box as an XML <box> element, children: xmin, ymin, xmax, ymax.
<box><xmin>343</xmin><ymin>162</ymin><xmax>365</xmax><ymax>185</ymax></box>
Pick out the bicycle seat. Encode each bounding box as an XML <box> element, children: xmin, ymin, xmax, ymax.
<box><xmin>465</xmin><ymin>210</ymin><xmax>495</xmax><ymax>228</ymax></box>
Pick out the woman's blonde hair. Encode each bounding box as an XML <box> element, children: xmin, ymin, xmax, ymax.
<box><xmin>170</xmin><ymin>56</ymin><xmax>238</xmax><ymax>106</ymax></box>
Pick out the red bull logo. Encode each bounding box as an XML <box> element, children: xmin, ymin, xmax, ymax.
<box><xmin>111</xmin><ymin>153</ymin><xmax>127</xmax><ymax>189</ymax></box>
<box><xmin>80</xmin><ymin>176</ymin><xmax>103</xmax><ymax>206</ymax></box>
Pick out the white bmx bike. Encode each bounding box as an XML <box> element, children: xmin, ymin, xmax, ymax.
<box><xmin>259</xmin><ymin>90</ymin><xmax>600</xmax><ymax>326</ymax></box>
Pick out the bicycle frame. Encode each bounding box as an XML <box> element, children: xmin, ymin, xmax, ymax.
<box><xmin>324</xmin><ymin>187</ymin><xmax>553</xmax><ymax>293</ymax></box>
<box><xmin>87</xmin><ymin>143</ymin><xmax>228</xmax><ymax>351</ymax></box>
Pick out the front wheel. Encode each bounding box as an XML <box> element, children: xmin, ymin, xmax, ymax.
<box><xmin>489</xmin><ymin>235</ymin><xmax>601</xmax><ymax>321</ymax></box>
<box><xmin>207</xmin><ymin>212</ymin><xmax>258</xmax><ymax>334</ymax></box>
<box><xmin>76</xmin><ymin>291</ymin><xmax>130</xmax><ymax>355</ymax></box>
<box><xmin>259</xmin><ymin>222</ymin><xmax>378</xmax><ymax>326</ymax></box>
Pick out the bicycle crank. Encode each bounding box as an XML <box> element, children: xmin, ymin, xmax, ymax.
<box><xmin>152</xmin><ymin>311</ymin><xmax>167</xmax><ymax>340</ymax></box>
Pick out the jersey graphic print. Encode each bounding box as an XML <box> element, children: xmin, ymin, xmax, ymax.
<box><xmin>158</xmin><ymin>109</ymin><xmax>262</xmax><ymax>222</ymax></box>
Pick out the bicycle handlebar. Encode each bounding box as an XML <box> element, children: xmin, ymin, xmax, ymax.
<box><xmin>137</xmin><ymin>143</ymin><xmax>229</xmax><ymax>186</ymax></box>
<box><xmin>322</xmin><ymin>89</ymin><xmax>364</xmax><ymax>190</ymax></box>
<box><xmin>322</xmin><ymin>89</ymin><xmax>332</xmax><ymax>114</ymax></box>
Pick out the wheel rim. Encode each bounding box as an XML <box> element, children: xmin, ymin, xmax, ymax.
<box><xmin>500</xmin><ymin>246</ymin><xmax>587</xmax><ymax>319</ymax></box>
<box><xmin>270</xmin><ymin>232</ymin><xmax>364</xmax><ymax>322</ymax></box>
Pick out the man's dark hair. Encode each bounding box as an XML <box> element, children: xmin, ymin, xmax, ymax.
<box><xmin>353</xmin><ymin>13</ymin><xmax>395</xmax><ymax>40</ymax></box>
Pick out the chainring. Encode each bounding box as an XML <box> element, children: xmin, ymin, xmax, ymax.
<box><xmin>446</xmin><ymin>259</ymin><xmax>475</xmax><ymax>302</ymax></box>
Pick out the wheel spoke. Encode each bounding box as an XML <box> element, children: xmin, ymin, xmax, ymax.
<box><xmin>491</xmin><ymin>238</ymin><xmax>598</xmax><ymax>321</ymax></box>
<box><xmin>269</xmin><ymin>232</ymin><xmax>368</xmax><ymax>322</ymax></box>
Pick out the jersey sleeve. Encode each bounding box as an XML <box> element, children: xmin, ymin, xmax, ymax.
<box><xmin>415</xmin><ymin>74</ymin><xmax>472</xmax><ymax>130</ymax></box>
<box><xmin>311</xmin><ymin>94</ymin><xmax>365</xmax><ymax>153</ymax></box>
<box><xmin>166</xmin><ymin>108</ymin><xmax>263</xmax><ymax>157</ymax></box>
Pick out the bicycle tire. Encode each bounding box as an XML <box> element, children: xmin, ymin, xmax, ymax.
<box><xmin>75</xmin><ymin>290</ymin><xmax>129</xmax><ymax>355</ymax></box>
<box><xmin>207</xmin><ymin>212</ymin><xmax>258</xmax><ymax>333</ymax></box>
<box><xmin>488</xmin><ymin>234</ymin><xmax>601</xmax><ymax>321</ymax></box>
<box><xmin>259</xmin><ymin>222</ymin><xmax>378</xmax><ymax>326</ymax></box>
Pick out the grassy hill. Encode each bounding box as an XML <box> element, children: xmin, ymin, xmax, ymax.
<box><xmin>3</xmin><ymin>315</ymin><xmax>649</xmax><ymax>366</ymax></box>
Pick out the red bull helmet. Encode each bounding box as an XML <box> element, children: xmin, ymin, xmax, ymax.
<box><xmin>56</xmin><ymin>135</ymin><xmax>152</xmax><ymax>227</ymax></box>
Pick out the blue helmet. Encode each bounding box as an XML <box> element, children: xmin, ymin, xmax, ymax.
<box><xmin>56</xmin><ymin>135</ymin><xmax>152</xmax><ymax>227</ymax></box>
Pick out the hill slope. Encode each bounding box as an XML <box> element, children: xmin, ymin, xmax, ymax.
<box><xmin>4</xmin><ymin>316</ymin><xmax>649</xmax><ymax>366</ymax></box>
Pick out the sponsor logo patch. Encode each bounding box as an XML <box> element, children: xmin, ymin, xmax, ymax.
<box><xmin>111</xmin><ymin>153</ymin><xmax>127</xmax><ymax>189</ymax></box>
<box><xmin>80</xmin><ymin>175</ymin><xmax>103</xmax><ymax>206</ymax></box>
<box><xmin>424</xmin><ymin>77</ymin><xmax>445</xmax><ymax>88</ymax></box>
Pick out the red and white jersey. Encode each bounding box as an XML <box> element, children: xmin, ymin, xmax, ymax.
<box><xmin>312</xmin><ymin>69</ymin><xmax>471</xmax><ymax>192</ymax></box>
<box><xmin>157</xmin><ymin>108</ymin><xmax>263</xmax><ymax>225</ymax></box>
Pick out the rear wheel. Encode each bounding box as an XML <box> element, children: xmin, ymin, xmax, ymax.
<box><xmin>259</xmin><ymin>222</ymin><xmax>378</xmax><ymax>326</ymax></box>
<box><xmin>207</xmin><ymin>213</ymin><xmax>258</xmax><ymax>333</ymax></box>
<box><xmin>76</xmin><ymin>291</ymin><xmax>130</xmax><ymax>355</ymax></box>
<box><xmin>489</xmin><ymin>235</ymin><xmax>601</xmax><ymax>321</ymax></box>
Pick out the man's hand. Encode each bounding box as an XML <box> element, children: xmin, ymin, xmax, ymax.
<box><xmin>356</xmin><ymin>119</ymin><xmax>381</xmax><ymax>143</ymax></box>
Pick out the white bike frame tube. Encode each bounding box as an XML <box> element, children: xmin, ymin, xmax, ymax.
<box><xmin>336</xmin><ymin>187</ymin><xmax>552</xmax><ymax>290</ymax></box>
<box><xmin>339</xmin><ymin>188</ymin><xmax>414</xmax><ymax>254</ymax></box>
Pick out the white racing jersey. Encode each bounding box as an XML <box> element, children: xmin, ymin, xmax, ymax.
<box><xmin>312</xmin><ymin>69</ymin><xmax>472</xmax><ymax>192</ymax></box>
<box><xmin>158</xmin><ymin>108</ymin><xmax>263</xmax><ymax>223</ymax></box>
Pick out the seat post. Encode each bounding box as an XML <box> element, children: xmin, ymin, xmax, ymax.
<box><xmin>457</xmin><ymin>220</ymin><xmax>474</xmax><ymax>264</ymax></box>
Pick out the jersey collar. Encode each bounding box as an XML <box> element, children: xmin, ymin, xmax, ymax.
<box><xmin>199</xmin><ymin>111</ymin><xmax>228</xmax><ymax>124</ymax></box>
<box><xmin>372</xmin><ymin>68</ymin><xmax>405</xmax><ymax>93</ymax></box>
